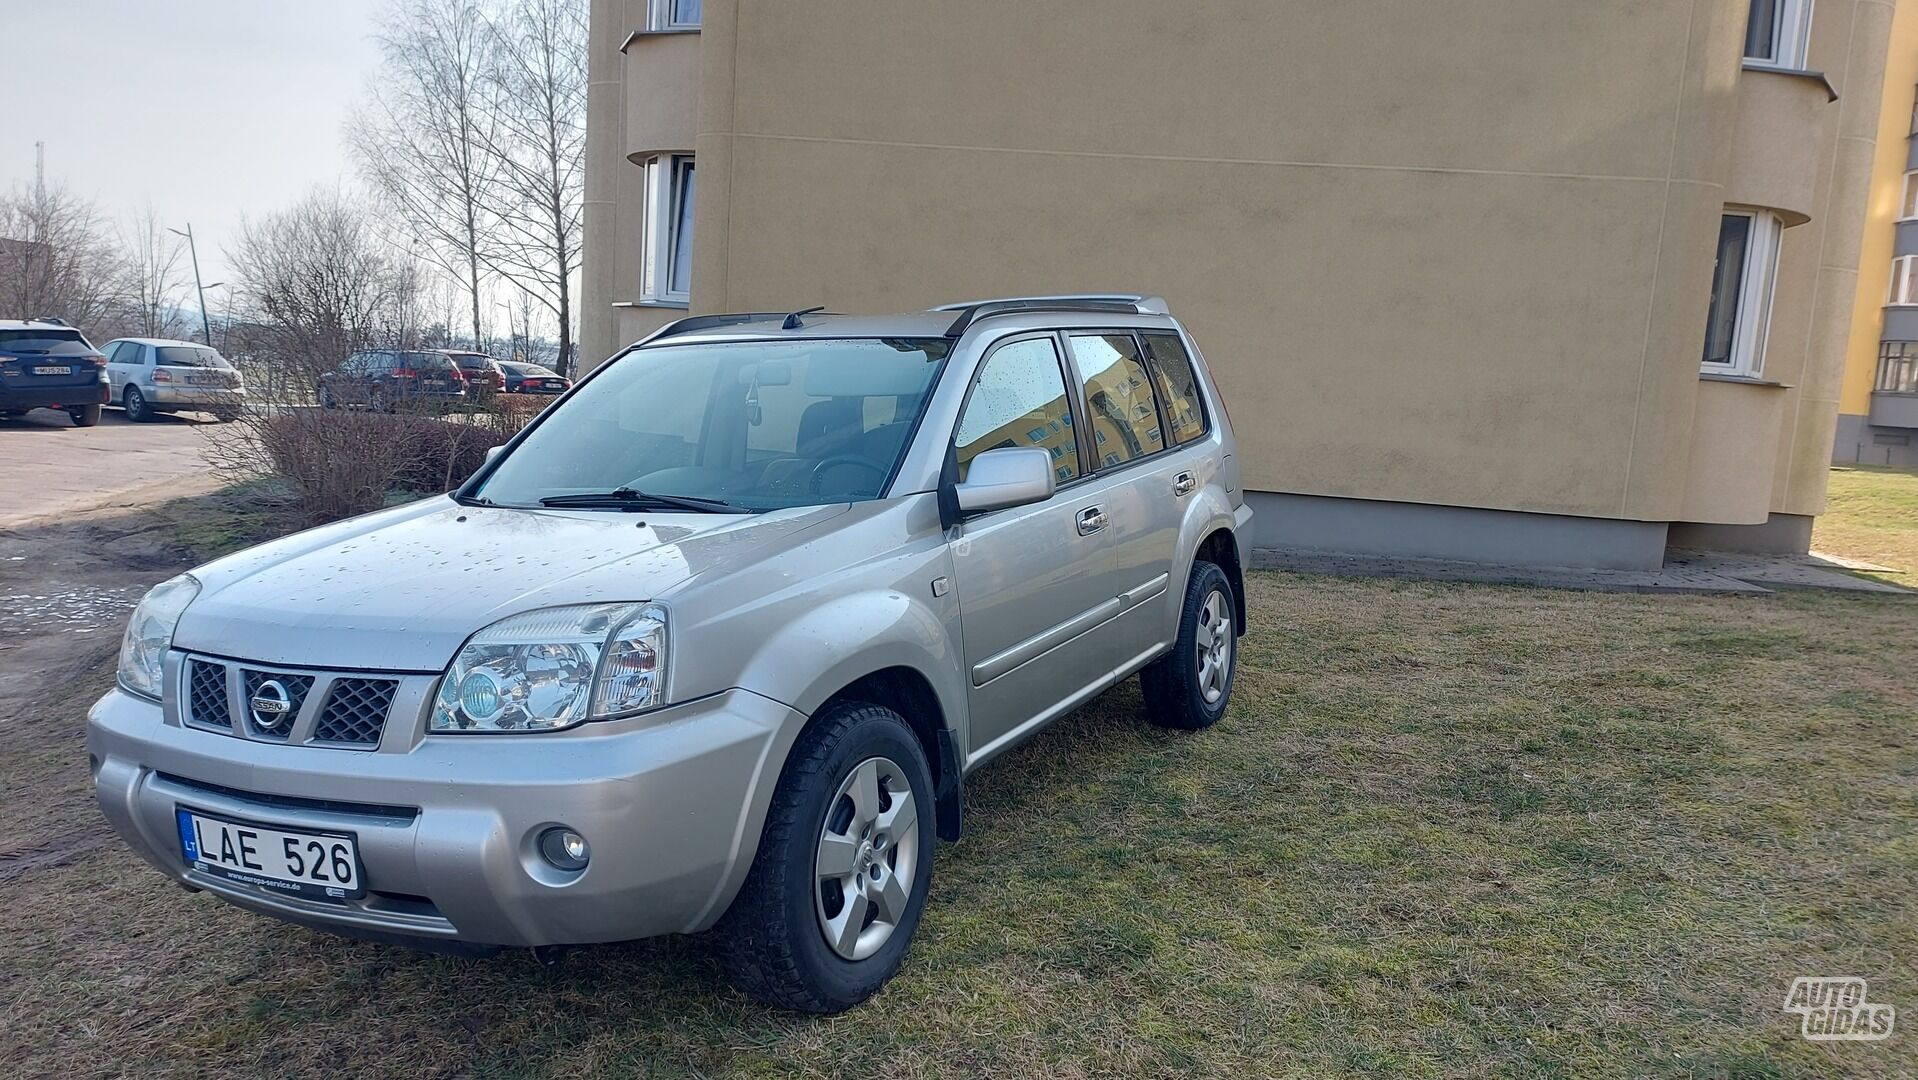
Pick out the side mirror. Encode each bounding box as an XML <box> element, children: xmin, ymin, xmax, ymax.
<box><xmin>954</xmin><ymin>447</ymin><xmax>1055</xmax><ymax>516</ymax></box>
<box><xmin>484</xmin><ymin>444</ymin><xmax>505</xmax><ymax>464</ymax></box>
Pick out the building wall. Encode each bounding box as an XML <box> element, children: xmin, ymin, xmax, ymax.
<box><xmin>1836</xmin><ymin>0</ymin><xmax>1918</xmax><ymax>469</ymax></box>
<box><xmin>584</xmin><ymin>0</ymin><xmax>1897</xmax><ymax>565</ymax></box>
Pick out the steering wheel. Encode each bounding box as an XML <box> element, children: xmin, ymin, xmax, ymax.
<box><xmin>809</xmin><ymin>456</ymin><xmax>888</xmax><ymax>494</ymax></box>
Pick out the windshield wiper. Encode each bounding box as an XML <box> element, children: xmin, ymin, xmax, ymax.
<box><xmin>538</xmin><ymin>488</ymin><xmax>739</xmax><ymax>513</ymax></box>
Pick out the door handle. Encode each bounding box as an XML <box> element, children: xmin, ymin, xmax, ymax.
<box><xmin>1077</xmin><ymin>506</ymin><xmax>1108</xmax><ymax>536</ymax></box>
<box><xmin>1174</xmin><ymin>471</ymin><xmax>1197</xmax><ymax>496</ymax></box>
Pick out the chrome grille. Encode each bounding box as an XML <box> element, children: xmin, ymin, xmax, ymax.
<box><xmin>313</xmin><ymin>679</ymin><xmax>397</xmax><ymax>748</ymax></box>
<box><xmin>186</xmin><ymin>660</ymin><xmax>231</xmax><ymax>730</ymax></box>
<box><xmin>241</xmin><ymin>669</ymin><xmax>314</xmax><ymax>741</ymax></box>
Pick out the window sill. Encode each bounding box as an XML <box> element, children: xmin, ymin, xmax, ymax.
<box><xmin>613</xmin><ymin>299</ymin><xmax>691</xmax><ymax>310</ymax></box>
<box><xmin>1739</xmin><ymin>61</ymin><xmax>1838</xmax><ymax>102</ymax></box>
<box><xmin>620</xmin><ymin>27</ymin><xmax>699</xmax><ymax>52</ymax></box>
<box><xmin>1699</xmin><ymin>371</ymin><xmax>1793</xmax><ymax>389</ymax></box>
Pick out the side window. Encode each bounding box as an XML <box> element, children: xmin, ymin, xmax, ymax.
<box><xmin>954</xmin><ymin>337</ymin><xmax>1081</xmax><ymax>484</ymax></box>
<box><xmin>1067</xmin><ymin>333</ymin><xmax>1165</xmax><ymax>469</ymax></box>
<box><xmin>104</xmin><ymin>342</ymin><xmax>131</xmax><ymax>364</ymax></box>
<box><xmin>1142</xmin><ymin>333</ymin><xmax>1209</xmax><ymax>446</ymax></box>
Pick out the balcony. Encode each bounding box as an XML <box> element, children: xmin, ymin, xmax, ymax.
<box><xmin>1871</xmin><ymin>345</ymin><xmax>1918</xmax><ymax>428</ymax></box>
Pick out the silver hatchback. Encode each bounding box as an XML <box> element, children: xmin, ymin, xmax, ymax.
<box><xmin>90</xmin><ymin>295</ymin><xmax>1252</xmax><ymax>1012</ymax></box>
<box><xmin>103</xmin><ymin>338</ymin><xmax>246</xmax><ymax>422</ymax></box>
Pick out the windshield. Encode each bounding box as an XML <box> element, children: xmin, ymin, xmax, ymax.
<box><xmin>476</xmin><ymin>337</ymin><xmax>951</xmax><ymax>511</ymax></box>
<box><xmin>155</xmin><ymin>346</ymin><xmax>232</xmax><ymax>369</ymax></box>
<box><xmin>0</xmin><ymin>329</ymin><xmax>92</xmax><ymax>355</ymax></box>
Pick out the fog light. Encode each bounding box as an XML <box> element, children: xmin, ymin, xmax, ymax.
<box><xmin>538</xmin><ymin>828</ymin><xmax>590</xmax><ymax>872</ymax></box>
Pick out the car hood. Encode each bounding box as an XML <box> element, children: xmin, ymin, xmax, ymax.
<box><xmin>174</xmin><ymin>496</ymin><xmax>845</xmax><ymax>672</ymax></box>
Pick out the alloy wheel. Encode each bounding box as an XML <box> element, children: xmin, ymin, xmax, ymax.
<box><xmin>814</xmin><ymin>756</ymin><xmax>920</xmax><ymax>961</ymax></box>
<box><xmin>1195</xmin><ymin>588</ymin><xmax>1233</xmax><ymax>705</ymax></box>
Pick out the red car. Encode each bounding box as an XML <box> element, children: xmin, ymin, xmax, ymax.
<box><xmin>445</xmin><ymin>352</ymin><xmax>505</xmax><ymax>395</ymax></box>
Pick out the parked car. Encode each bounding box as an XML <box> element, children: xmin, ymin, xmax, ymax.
<box><xmin>317</xmin><ymin>349</ymin><xmax>466</xmax><ymax>411</ymax></box>
<box><xmin>498</xmin><ymin>360</ymin><xmax>571</xmax><ymax>395</ymax></box>
<box><xmin>0</xmin><ymin>318</ymin><xmax>109</xmax><ymax>426</ymax></box>
<box><xmin>102</xmin><ymin>338</ymin><xmax>246</xmax><ymax>423</ymax></box>
<box><xmin>90</xmin><ymin>295</ymin><xmax>1250</xmax><ymax>1013</ymax></box>
<box><xmin>445</xmin><ymin>351</ymin><xmax>505</xmax><ymax>397</ymax></box>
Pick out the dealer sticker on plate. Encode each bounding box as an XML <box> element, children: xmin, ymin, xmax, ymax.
<box><xmin>176</xmin><ymin>806</ymin><xmax>364</xmax><ymax>900</ymax></box>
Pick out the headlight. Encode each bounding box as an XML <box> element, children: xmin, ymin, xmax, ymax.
<box><xmin>118</xmin><ymin>574</ymin><xmax>201</xmax><ymax>700</ymax></box>
<box><xmin>430</xmin><ymin>603</ymin><xmax>669</xmax><ymax>733</ymax></box>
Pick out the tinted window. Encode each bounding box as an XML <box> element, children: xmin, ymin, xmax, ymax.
<box><xmin>0</xmin><ymin>329</ymin><xmax>92</xmax><ymax>355</ymax></box>
<box><xmin>954</xmin><ymin>337</ymin><xmax>1081</xmax><ymax>485</ymax></box>
<box><xmin>396</xmin><ymin>351</ymin><xmax>457</xmax><ymax>372</ymax></box>
<box><xmin>1068</xmin><ymin>333</ymin><xmax>1164</xmax><ymax>469</ymax></box>
<box><xmin>1142</xmin><ymin>333</ymin><xmax>1208</xmax><ymax>446</ymax></box>
<box><xmin>155</xmin><ymin>346</ymin><xmax>232</xmax><ymax>369</ymax></box>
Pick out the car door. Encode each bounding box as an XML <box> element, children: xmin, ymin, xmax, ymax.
<box><xmin>947</xmin><ymin>333</ymin><xmax>1126</xmax><ymax>761</ymax></box>
<box><xmin>102</xmin><ymin>341</ymin><xmax>133</xmax><ymax>396</ymax></box>
<box><xmin>1062</xmin><ymin>331</ymin><xmax>1191</xmax><ymax>661</ymax></box>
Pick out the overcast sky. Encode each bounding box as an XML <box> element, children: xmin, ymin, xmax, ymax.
<box><xmin>0</xmin><ymin>0</ymin><xmax>388</xmax><ymax>285</ymax></box>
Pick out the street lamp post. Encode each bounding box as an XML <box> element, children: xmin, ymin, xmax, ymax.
<box><xmin>167</xmin><ymin>223</ymin><xmax>213</xmax><ymax>346</ymax></box>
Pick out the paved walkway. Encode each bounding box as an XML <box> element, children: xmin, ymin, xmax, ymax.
<box><xmin>1253</xmin><ymin>548</ymin><xmax>1909</xmax><ymax>595</ymax></box>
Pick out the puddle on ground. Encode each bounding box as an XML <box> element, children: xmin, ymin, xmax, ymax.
<box><xmin>0</xmin><ymin>587</ymin><xmax>141</xmax><ymax>634</ymax></box>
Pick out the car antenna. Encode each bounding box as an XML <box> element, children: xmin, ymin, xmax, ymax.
<box><xmin>782</xmin><ymin>306</ymin><xmax>826</xmax><ymax>330</ymax></box>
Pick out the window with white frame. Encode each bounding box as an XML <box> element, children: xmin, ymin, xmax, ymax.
<box><xmin>1902</xmin><ymin>173</ymin><xmax>1918</xmax><ymax>221</ymax></box>
<box><xmin>1701</xmin><ymin>210</ymin><xmax>1783</xmax><ymax>377</ymax></box>
<box><xmin>647</xmin><ymin>0</ymin><xmax>700</xmax><ymax>31</ymax></box>
<box><xmin>1891</xmin><ymin>255</ymin><xmax>1918</xmax><ymax>306</ymax></box>
<box><xmin>640</xmin><ymin>155</ymin><xmax>696</xmax><ymax>305</ymax></box>
<box><xmin>1744</xmin><ymin>0</ymin><xmax>1815</xmax><ymax>68</ymax></box>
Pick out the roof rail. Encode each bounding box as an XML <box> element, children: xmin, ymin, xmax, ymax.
<box><xmin>30</xmin><ymin>315</ymin><xmax>70</xmax><ymax>327</ymax></box>
<box><xmin>939</xmin><ymin>294</ymin><xmax>1169</xmax><ymax>338</ymax></box>
<box><xmin>634</xmin><ymin>312</ymin><xmax>790</xmax><ymax>346</ymax></box>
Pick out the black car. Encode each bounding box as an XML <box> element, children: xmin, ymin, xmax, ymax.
<box><xmin>0</xmin><ymin>319</ymin><xmax>109</xmax><ymax>426</ymax></box>
<box><xmin>317</xmin><ymin>349</ymin><xmax>468</xmax><ymax>411</ymax></box>
<box><xmin>498</xmin><ymin>360</ymin><xmax>572</xmax><ymax>395</ymax></box>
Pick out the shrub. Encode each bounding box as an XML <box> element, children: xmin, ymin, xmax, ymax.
<box><xmin>209</xmin><ymin>401</ymin><xmax>547</xmax><ymax>526</ymax></box>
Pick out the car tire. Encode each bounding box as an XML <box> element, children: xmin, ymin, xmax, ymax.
<box><xmin>1140</xmin><ymin>560</ymin><xmax>1237</xmax><ymax>731</ymax></box>
<box><xmin>317</xmin><ymin>385</ymin><xmax>336</xmax><ymax>410</ymax></box>
<box><xmin>66</xmin><ymin>403</ymin><xmax>102</xmax><ymax>428</ymax></box>
<box><xmin>123</xmin><ymin>386</ymin><xmax>153</xmax><ymax>423</ymax></box>
<box><xmin>717</xmin><ymin>701</ymin><xmax>935</xmax><ymax>1014</ymax></box>
<box><xmin>213</xmin><ymin>409</ymin><xmax>241</xmax><ymax>423</ymax></box>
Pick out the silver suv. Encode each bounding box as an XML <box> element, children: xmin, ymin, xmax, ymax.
<box><xmin>90</xmin><ymin>295</ymin><xmax>1251</xmax><ymax>1012</ymax></box>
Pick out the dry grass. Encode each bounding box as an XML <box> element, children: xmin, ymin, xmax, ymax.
<box><xmin>1813</xmin><ymin>466</ymin><xmax>1918</xmax><ymax>585</ymax></box>
<box><xmin>4</xmin><ymin>567</ymin><xmax>1913</xmax><ymax>1079</ymax></box>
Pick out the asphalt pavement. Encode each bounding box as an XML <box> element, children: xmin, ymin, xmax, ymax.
<box><xmin>0</xmin><ymin>406</ymin><xmax>226</xmax><ymax>526</ymax></box>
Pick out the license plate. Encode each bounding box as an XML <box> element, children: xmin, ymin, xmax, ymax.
<box><xmin>32</xmin><ymin>365</ymin><xmax>72</xmax><ymax>376</ymax></box>
<box><xmin>186</xmin><ymin>374</ymin><xmax>213</xmax><ymax>385</ymax></box>
<box><xmin>176</xmin><ymin>806</ymin><xmax>364</xmax><ymax>900</ymax></box>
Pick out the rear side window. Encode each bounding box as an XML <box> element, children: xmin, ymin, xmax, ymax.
<box><xmin>401</xmin><ymin>352</ymin><xmax>458</xmax><ymax>371</ymax></box>
<box><xmin>1142</xmin><ymin>333</ymin><xmax>1209</xmax><ymax>446</ymax></box>
<box><xmin>0</xmin><ymin>329</ymin><xmax>91</xmax><ymax>355</ymax></box>
<box><xmin>155</xmin><ymin>346</ymin><xmax>232</xmax><ymax>369</ymax></box>
<box><xmin>1068</xmin><ymin>333</ymin><xmax>1165</xmax><ymax>469</ymax></box>
<box><xmin>954</xmin><ymin>337</ymin><xmax>1081</xmax><ymax>484</ymax></box>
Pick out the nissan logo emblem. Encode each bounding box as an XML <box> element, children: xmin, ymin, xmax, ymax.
<box><xmin>249</xmin><ymin>679</ymin><xmax>294</xmax><ymax>731</ymax></box>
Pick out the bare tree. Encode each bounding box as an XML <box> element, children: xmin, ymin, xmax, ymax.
<box><xmin>477</xmin><ymin>0</ymin><xmax>586</xmax><ymax>374</ymax></box>
<box><xmin>0</xmin><ymin>181</ymin><xmax>123</xmax><ymax>333</ymax></box>
<box><xmin>227</xmin><ymin>187</ymin><xmax>423</xmax><ymax>387</ymax></box>
<box><xmin>349</xmin><ymin>0</ymin><xmax>502</xmax><ymax>350</ymax></box>
<box><xmin>119</xmin><ymin>202</ymin><xmax>189</xmax><ymax>339</ymax></box>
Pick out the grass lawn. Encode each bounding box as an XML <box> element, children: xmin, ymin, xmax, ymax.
<box><xmin>4</xmin><ymin>560</ymin><xmax>1913</xmax><ymax>1077</ymax></box>
<box><xmin>1813</xmin><ymin>465</ymin><xmax>1918</xmax><ymax>583</ymax></box>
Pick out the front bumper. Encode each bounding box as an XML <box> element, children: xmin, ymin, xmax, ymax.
<box><xmin>88</xmin><ymin>682</ymin><xmax>804</xmax><ymax>948</ymax></box>
<box><xmin>147</xmin><ymin>385</ymin><xmax>246</xmax><ymax>408</ymax></box>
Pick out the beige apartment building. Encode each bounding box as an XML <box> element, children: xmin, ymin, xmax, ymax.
<box><xmin>1838</xmin><ymin>0</ymin><xmax>1918</xmax><ymax>466</ymax></box>
<box><xmin>584</xmin><ymin>0</ymin><xmax>1897</xmax><ymax>569</ymax></box>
